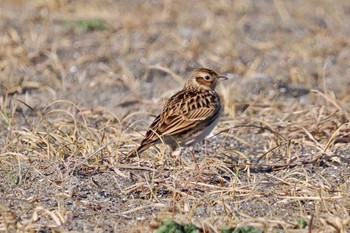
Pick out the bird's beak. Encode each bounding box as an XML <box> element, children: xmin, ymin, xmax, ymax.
<box><xmin>218</xmin><ymin>75</ymin><xmax>228</xmax><ymax>81</ymax></box>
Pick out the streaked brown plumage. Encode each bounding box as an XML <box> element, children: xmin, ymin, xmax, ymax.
<box><xmin>129</xmin><ymin>68</ymin><xmax>227</xmax><ymax>157</ymax></box>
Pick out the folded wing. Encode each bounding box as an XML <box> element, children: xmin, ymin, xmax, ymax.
<box><xmin>141</xmin><ymin>90</ymin><xmax>221</xmax><ymax>145</ymax></box>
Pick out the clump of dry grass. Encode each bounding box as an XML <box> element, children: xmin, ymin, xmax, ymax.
<box><xmin>2</xmin><ymin>92</ymin><xmax>349</xmax><ymax>232</ymax></box>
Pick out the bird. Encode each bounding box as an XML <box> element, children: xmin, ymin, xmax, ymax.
<box><xmin>129</xmin><ymin>68</ymin><xmax>228</xmax><ymax>157</ymax></box>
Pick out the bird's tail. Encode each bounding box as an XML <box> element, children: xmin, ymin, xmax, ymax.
<box><xmin>127</xmin><ymin>142</ymin><xmax>151</xmax><ymax>157</ymax></box>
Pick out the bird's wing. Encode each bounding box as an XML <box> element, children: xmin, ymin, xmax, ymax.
<box><xmin>142</xmin><ymin>90</ymin><xmax>221</xmax><ymax>143</ymax></box>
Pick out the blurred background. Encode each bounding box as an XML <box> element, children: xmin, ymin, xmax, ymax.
<box><xmin>1</xmin><ymin>0</ymin><xmax>349</xmax><ymax>118</ymax></box>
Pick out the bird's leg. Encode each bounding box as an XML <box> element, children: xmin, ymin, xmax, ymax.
<box><xmin>188</xmin><ymin>147</ymin><xmax>199</xmax><ymax>171</ymax></box>
<box><xmin>170</xmin><ymin>147</ymin><xmax>184</xmax><ymax>168</ymax></box>
<box><xmin>182</xmin><ymin>147</ymin><xmax>204</xmax><ymax>183</ymax></box>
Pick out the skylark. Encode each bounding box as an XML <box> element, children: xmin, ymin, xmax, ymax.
<box><xmin>129</xmin><ymin>68</ymin><xmax>227</xmax><ymax>157</ymax></box>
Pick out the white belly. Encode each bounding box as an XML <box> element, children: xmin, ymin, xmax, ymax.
<box><xmin>185</xmin><ymin>115</ymin><xmax>220</xmax><ymax>146</ymax></box>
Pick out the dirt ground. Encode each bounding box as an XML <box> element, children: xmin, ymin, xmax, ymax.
<box><xmin>1</xmin><ymin>0</ymin><xmax>350</xmax><ymax>232</ymax></box>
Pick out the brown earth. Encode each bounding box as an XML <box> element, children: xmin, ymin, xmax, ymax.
<box><xmin>1</xmin><ymin>0</ymin><xmax>350</xmax><ymax>232</ymax></box>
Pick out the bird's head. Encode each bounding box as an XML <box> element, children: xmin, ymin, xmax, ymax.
<box><xmin>184</xmin><ymin>68</ymin><xmax>228</xmax><ymax>91</ymax></box>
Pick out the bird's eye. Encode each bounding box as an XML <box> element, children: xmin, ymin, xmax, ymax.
<box><xmin>204</xmin><ymin>75</ymin><xmax>210</xmax><ymax>80</ymax></box>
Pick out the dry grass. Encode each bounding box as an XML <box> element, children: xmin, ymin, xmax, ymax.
<box><xmin>1</xmin><ymin>0</ymin><xmax>350</xmax><ymax>232</ymax></box>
